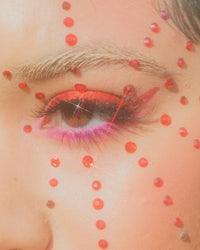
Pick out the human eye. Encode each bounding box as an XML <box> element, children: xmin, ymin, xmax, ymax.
<box><xmin>35</xmin><ymin>84</ymin><xmax>159</xmax><ymax>148</ymax></box>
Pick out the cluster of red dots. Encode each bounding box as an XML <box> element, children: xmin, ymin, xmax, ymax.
<box><xmin>62</xmin><ymin>1</ymin><xmax>78</xmax><ymax>46</ymax></box>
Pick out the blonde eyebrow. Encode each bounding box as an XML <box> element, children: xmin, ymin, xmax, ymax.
<box><xmin>14</xmin><ymin>42</ymin><xmax>171</xmax><ymax>82</ymax></box>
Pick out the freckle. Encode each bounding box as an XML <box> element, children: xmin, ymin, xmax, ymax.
<box><xmin>65</xmin><ymin>33</ymin><xmax>78</xmax><ymax>46</ymax></box>
<box><xmin>2</xmin><ymin>70</ymin><xmax>12</xmax><ymax>80</ymax></box>
<box><xmin>93</xmin><ymin>198</ymin><xmax>104</xmax><ymax>210</ymax></box>
<box><xmin>164</xmin><ymin>77</ymin><xmax>174</xmax><ymax>89</ymax></box>
<box><xmin>180</xmin><ymin>232</ymin><xmax>189</xmax><ymax>241</ymax></box>
<box><xmin>129</xmin><ymin>59</ymin><xmax>140</xmax><ymax>69</ymax></box>
<box><xmin>160</xmin><ymin>114</ymin><xmax>172</xmax><ymax>126</ymax></box>
<box><xmin>96</xmin><ymin>220</ymin><xmax>106</xmax><ymax>230</ymax></box>
<box><xmin>123</xmin><ymin>84</ymin><xmax>136</xmax><ymax>96</ymax></box>
<box><xmin>49</xmin><ymin>178</ymin><xmax>59</xmax><ymax>187</ymax></box>
<box><xmin>50</xmin><ymin>157</ymin><xmax>60</xmax><ymax>168</ymax></box>
<box><xmin>153</xmin><ymin>177</ymin><xmax>163</xmax><ymax>187</ymax></box>
<box><xmin>125</xmin><ymin>141</ymin><xmax>137</xmax><ymax>153</ymax></box>
<box><xmin>98</xmin><ymin>239</ymin><xmax>109</xmax><ymax>249</ymax></box>
<box><xmin>92</xmin><ymin>180</ymin><xmax>102</xmax><ymax>191</ymax></box>
<box><xmin>74</xmin><ymin>83</ymin><xmax>87</xmax><ymax>93</ymax></box>
<box><xmin>144</xmin><ymin>37</ymin><xmax>154</xmax><ymax>47</ymax></box>
<box><xmin>160</xmin><ymin>10</ymin><xmax>169</xmax><ymax>20</ymax></box>
<box><xmin>179</xmin><ymin>127</ymin><xmax>188</xmax><ymax>137</ymax></box>
<box><xmin>177</xmin><ymin>58</ymin><xmax>186</xmax><ymax>68</ymax></box>
<box><xmin>138</xmin><ymin>157</ymin><xmax>149</xmax><ymax>168</ymax></box>
<box><xmin>82</xmin><ymin>155</ymin><xmax>94</xmax><ymax>168</ymax></box>
<box><xmin>63</xmin><ymin>17</ymin><xmax>74</xmax><ymax>27</ymax></box>
<box><xmin>174</xmin><ymin>217</ymin><xmax>183</xmax><ymax>227</ymax></box>
<box><xmin>62</xmin><ymin>1</ymin><xmax>71</xmax><ymax>10</ymax></box>
<box><xmin>23</xmin><ymin>124</ymin><xmax>32</xmax><ymax>133</ymax></box>
<box><xmin>150</xmin><ymin>22</ymin><xmax>160</xmax><ymax>33</ymax></box>
<box><xmin>46</xmin><ymin>200</ymin><xmax>56</xmax><ymax>209</ymax></box>
<box><xmin>193</xmin><ymin>139</ymin><xmax>200</xmax><ymax>149</ymax></box>
<box><xmin>18</xmin><ymin>82</ymin><xmax>28</xmax><ymax>89</ymax></box>
<box><xmin>35</xmin><ymin>92</ymin><xmax>45</xmax><ymax>100</ymax></box>
<box><xmin>186</xmin><ymin>41</ymin><xmax>194</xmax><ymax>51</ymax></box>
<box><xmin>163</xmin><ymin>195</ymin><xmax>173</xmax><ymax>206</ymax></box>
<box><xmin>180</xmin><ymin>96</ymin><xmax>188</xmax><ymax>105</ymax></box>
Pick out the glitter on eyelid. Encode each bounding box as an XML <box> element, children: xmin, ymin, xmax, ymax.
<box><xmin>92</xmin><ymin>180</ymin><xmax>102</xmax><ymax>191</ymax></box>
<box><xmin>2</xmin><ymin>70</ymin><xmax>12</xmax><ymax>80</ymax></box>
<box><xmin>49</xmin><ymin>178</ymin><xmax>59</xmax><ymax>187</ymax></box>
<box><xmin>164</xmin><ymin>77</ymin><xmax>174</xmax><ymax>89</ymax></box>
<box><xmin>138</xmin><ymin>157</ymin><xmax>149</xmax><ymax>167</ymax></box>
<box><xmin>186</xmin><ymin>41</ymin><xmax>194</xmax><ymax>51</ymax></box>
<box><xmin>96</xmin><ymin>220</ymin><xmax>106</xmax><ymax>230</ymax></box>
<box><xmin>125</xmin><ymin>141</ymin><xmax>137</xmax><ymax>153</ymax></box>
<box><xmin>179</xmin><ymin>127</ymin><xmax>188</xmax><ymax>137</ymax></box>
<box><xmin>150</xmin><ymin>22</ymin><xmax>160</xmax><ymax>33</ymax></box>
<box><xmin>144</xmin><ymin>37</ymin><xmax>153</xmax><ymax>47</ymax></box>
<box><xmin>35</xmin><ymin>92</ymin><xmax>45</xmax><ymax>100</ymax></box>
<box><xmin>74</xmin><ymin>83</ymin><xmax>87</xmax><ymax>93</ymax></box>
<box><xmin>98</xmin><ymin>239</ymin><xmax>109</xmax><ymax>249</ymax></box>
<box><xmin>129</xmin><ymin>59</ymin><xmax>140</xmax><ymax>69</ymax></box>
<box><xmin>50</xmin><ymin>157</ymin><xmax>61</xmax><ymax>168</ymax></box>
<box><xmin>18</xmin><ymin>82</ymin><xmax>28</xmax><ymax>89</ymax></box>
<box><xmin>177</xmin><ymin>58</ymin><xmax>186</xmax><ymax>68</ymax></box>
<box><xmin>163</xmin><ymin>195</ymin><xmax>173</xmax><ymax>206</ymax></box>
<box><xmin>193</xmin><ymin>139</ymin><xmax>200</xmax><ymax>149</ymax></box>
<box><xmin>93</xmin><ymin>198</ymin><xmax>104</xmax><ymax>210</ymax></box>
<box><xmin>63</xmin><ymin>17</ymin><xmax>74</xmax><ymax>27</ymax></box>
<box><xmin>23</xmin><ymin>124</ymin><xmax>32</xmax><ymax>133</ymax></box>
<box><xmin>174</xmin><ymin>217</ymin><xmax>183</xmax><ymax>227</ymax></box>
<box><xmin>82</xmin><ymin>155</ymin><xmax>94</xmax><ymax>168</ymax></box>
<box><xmin>46</xmin><ymin>200</ymin><xmax>56</xmax><ymax>208</ymax></box>
<box><xmin>160</xmin><ymin>114</ymin><xmax>172</xmax><ymax>126</ymax></box>
<box><xmin>65</xmin><ymin>33</ymin><xmax>78</xmax><ymax>46</ymax></box>
<box><xmin>180</xmin><ymin>96</ymin><xmax>188</xmax><ymax>105</ymax></box>
<box><xmin>160</xmin><ymin>10</ymin><xmax>169</xmax><ymax>20</ymax></box>
<box><xmin>62</xmin><ymin>1</ymin><xmax>71</xmax><ymax>10</ymax></box>
<box><xmin>153</xmin><ymin>177</ymin><xmax>163</xmax><ymax>187</ymax></box>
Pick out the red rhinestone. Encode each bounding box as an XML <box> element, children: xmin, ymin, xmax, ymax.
<box><xmin>74</xmin><ymin>83</ymin><xmax>87</xmax><ymax>93</ymax></box>
<box><xmin>177</xmin><ymin>58</ymin><xmax>186</xmax><ymax>68</ymax></box>
<box><xmin>93</xmin><ymin>198</ymin><xmax>104</xmax><ymax>210</ymax></box>
<box><xmin>160</xmin><ymin>114</ymin><xmax>172</xmax><ymax>126</ymax></box>
<box><xmin>129</xmin><ymin>59</ymin><xmax>140</xmax><ymax>69</ymax></box>
<box><xmin>150</xmin><ymin>22</ymin><xmax>160</xmax><ymax>33</ymax></box>
<box><xmin>65</xmin><ymin>33</ymin><xmax>78</xmax><ymax>46</ymax></box>
<box><xmin>180</xmin><ymin>96</ymin><xmax>188</xmax><ymax>105</ymax></box>
<box><xmin>92</xmin><ymin>180</ymin><xmax>102</xmax><ymax>191</ymax></box>
<box><xmin>46</xmin><ymin>200</ymin><xmax>56</xmax><ymax>209</ymax></box>
<box><xmin>138</xmin><ymin>157</ymin><xmax>149</xmax><ymax>168</ymax></box>
<box><xmin>23</xmin><ymin>124</ymin><xmax>32</xmax><ymax>133</ymax></box>
<box><xmin>62</xmin><ymin>1</ymin><xmax>71</xmax><ymax>10</ymax></box>
<box><xmin>35</xmin><ymin>92</ymin><xmax>45</xmax><ymax>100</ymax></box>
<box><xmin>174</xmin><ymin>217</ymin><xmax>182</xmax><ymax>227</ymax></box>
<box><xmin>125</xmin><ymin>141</ymin><xmax>137</xmax><ymax>153</ymax></box>
<box><xmin>160</xmin><ymin>10</ymin><xmax>169</xmax><ymax>20</ymax></box>
<box><xmin>98</xmin><ymin>239</ymin><xmax>109</xmax><ymax>249</ymax></box>
<box><xmin>186</xmin><ymin>41</ymin><xmax>194</xmax><ymax>51</ymax></box>
<box><xmin>82</xmin><ymin>155</ymin><xmax>94</xmax><ymax>168</ymax></box>
<box><xmin>164</xmin><ymin>77</ymin><xmax>174</xmax><ymax>89</ymax></box>
<box><xmin>63</xmin><ymin>17</ymin><xmax>74</xmax><ymax>27</ymax></box>
<box><xmin>18</xmin><ymin>82</ymin><xmax>27</xmax><ymax>89</ymax></box>
<box><xmin>163</xmin><ymin>195</ymin><xmax>173</xmax><ymax>206</ymax></box>
<box><xmin>96</xmin><ymin>220</ymin><xmax>106</xmax><ymax>230</ymax></box>
<box><xmin>179</xmin><ymin>127</ymin><xmax>188</xmax><ymax>137</ymax></box>
<box><xmin>153</xmin><ymin>177</ymin><xmax>163</xmax><ymax>187</ymax></box>
<box><xmin>49</xmin><ymin>178</ymin><xmax>58</xmax><ymax>187</ymax></box>
<box><xmin>144</xmin><ymin>37</ymin><xmax>153</xmax><ymax>47</ymax></box>
<box><xmin>2</xmin><ymin>70</ymin><xmax>12</xmax><ymax>80</ymax></box>
<box><xmin>194</xmin><ymin>139</ymin><xmax>200</xmax><ymax>149</ymax></box>
<box><xmin>51</xmin><ymin>157</ymin><xmax>60</xmax><ymax>168</ymax></box>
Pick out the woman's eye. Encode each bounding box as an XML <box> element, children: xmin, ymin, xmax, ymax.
<box><xmin>35</xmin><ymin>86</ymin><xmax>159</xmax><ymax>147</ymax></box>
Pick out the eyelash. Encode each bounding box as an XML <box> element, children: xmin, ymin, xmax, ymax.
<box><xmin>35</xmin><ymin>87</ymin><xmax>159</xmax><ymax>148</ymax></box>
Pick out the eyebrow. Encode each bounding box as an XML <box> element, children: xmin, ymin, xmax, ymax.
<box><xmin>14</xmin><ymin>42</ymin><xmax>171</xmax><ymax>82</ymax></box>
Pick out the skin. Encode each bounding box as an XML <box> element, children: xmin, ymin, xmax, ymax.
<box><xmin>0</xmin><ymin>0</ymin><xmax>200</xmax><ymax>249</ymax></box>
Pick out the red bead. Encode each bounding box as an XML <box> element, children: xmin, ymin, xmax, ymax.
<box><xmin>92</xmin><ymin>180</ymin><xmax>102</xmax><ymax>191</ymax></box>
<box><xmin>51</xmin><ymin>157</ymin><xmax>60</xmax><ymax>168</ymax></box>
<box><xmin>65</xmin><ymin>33</ymin><xmax>78</xmax><ymax>46</ymax></box>
<box><xmin>62</xmin><ymin>1</ymin><xmax>71</xmax><ymax>10</ymax></box>
<box><xmin>174</xmin><ymin>217</ymin><xmax>183</xmax><ymax>227</ymax></box>
<box><xmin>46</xmin><ymin>200</ymin><xmax>56</xmax><ymax>209</ymax></box>
<box><xmin>93</xmin><ymin>198</ymin><xmax>104</xmax><ymax>210</ymax></box>
<box><xmin>160</xmin><ymin>114</ymin><xmax>172</xmax><ymax>126</ymax></box>
<box><xmin>123</xmin><ymin>84</ymin><xmax>136</xmax><ymax>96</ymax></box>
<box><xmin>63</xmin><ymin>17</ymin><xmax>74</xmax><ymax>27</ymax></box>
<box><xmin>96</xmin><ymin>220</ymin><xmax>106</xmax><ymax>230</ymax></box>
<box><xmin>2</xmin><ymin>70</ymin><xmax>12</xmax><ymax>80</ymax></box>
<box><xmin>18</xmin><ymin>82</ymin><xmax>27</xmax><ymax>89</ymax></box>
<box><xmin>125</xmin><ymin>141</ymin><xmax>137</xmax><ymax>153</ymax></box>
<box><xmin>153</xmin><ymin>177</ymin><xmax>163</xmax><ymax>187</ymax></box>
<box><xmin>129</xmin><ymin>59</ymin><xmax>140</xmax><ymax>69</ymax></box>
<box><xmin>49</xmin><ymin>178</ymin><xmax>58</xmax><ymax>187</ymax></box>
<box><xmin>138</xmin><ymin>157</ymin><xmax>149</xmax><ymax>168</ymax></box>
<box><xmin>180</xmin><ymin>96</ymin><xmax>188</xmax><ymax>105</ymax></box>
<box><xmin>164</xmin><ymin>77</ymin><xmax>174</xmax><ymax>89</ymax></box>
<box><xmin>177</xmin><ymin>58</ymin><xmax>186</xmax><ymax>68</ymax></box>
<box><xmin>160</xmin><ymin>10</ymin><xmax>169</xmax><ymax>20</ymax></box>
<box><xmin>98</xmin><ymin>239</ymin><xmax>109</xmax><ymax>249</ymax></box>
<box><xmin>179</xmin><ymin>127</ymin><xmax>188</xmax><ymax>137</ymax></box>
<box><xmin>23</xmin><ymin>124</ymin><xmax>32</xmax><ymax>133</ymax></box>
<box><xmin>186</xmin><ymin>41</ymin><xmax>194</xmax><ymax>51</ymax></box>
<box><xmin>144</xmin><ymin>37</ymin><xmax>153</xmax><ymax>47</ymax></box>
<box><xmin>150</xmin><ymin>22</ymin><xmax>160</xmax><ymax>33</ymax></box>
<box><xmin>194</xmin><ymin>139</ymin><xmax>200</xmax><ymax>149</ymax></box>
<box><xmin>163</xmin><ymin>195</ymin><xmax>173</xmax><ymax>206</ymax></box>
<box><xmin>82</xmin><ymin>155</ymin><xmax>94</xmax><ymax>168</ymax></box>
<box><xmin>35</xmin><ymin>92</ymin><xmax>45</xmax><ymax>100</ymax></box>
<box><xmin>74</xmin><ymin>83</ymin><xmax>87</xmax><ymax>93</ymax></box>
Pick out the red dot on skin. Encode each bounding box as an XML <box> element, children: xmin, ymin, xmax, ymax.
<box><xmin>93</xmin><ymin>198</ymin><xmax>104</xmax><ymax>210</ymax></box>
<box><xmin>74</xmin><ymin>83</ymin><xmax>87</xmax><ymax>93</ymax></box>
<box><xmin>153</xmin><ymin>177</ymin><xmax>163</xmax><ymax>187</ymax></box>
<box><xmin>180</xmin><ymin>96</ymin><xmax>188</xmax><ymax>105</ymax></box>
<box><xmin>174</xmin><ymin>217</ymin><xmax>183</xmax><ymax>227</ymax></box>
<box><xmin>82</xmin><ymin>155</ymin><xmax>94</xmax><ymax>168</ymax></box>
<box><xmin>51</xmin><ymin>157</ymin><xmax>60</xmax><ymax>168</ymax></box>
<box><xmin>186</xmin><ymin>41</ymin><xmax>194</xmax><ymax>51</ymax></box>
<box><xmin>179</xmin><ymin>127</ymin><xmax>188</xmax><ymax>137</ymax></box>
<box><xmin>177</xmin><ymin>58</ymin><xmax>186</xmax><ymax>68</ymax></box>
<box><xmin>2</xmin><ymin>70</ymin><xmax>12</xmax><ymax>80</ymax></box>
<box><xmin>160</xmin><ymin>114</ymin><xmax>172</xmax><ymax>126</ymax></box>
<box><xmin>138</xmin><ymin>157</ymin><xmax>149</xmax><ymax>168</ymax></box>
<box><xmin>23</xmin><ymin>124</ymin><xmax>32</xmax><ymax>133</ymax></box>
<box><xmin>98</xmin><ymin>239</ymin><xmax>109</xmax><ymax>249</ymax></box>
<box><xmin>129</xmin><ymin>59</ymin><xmax>140</xmax><ymax>69</ymax></box>
<box><xmin>46</xmin><ymin>200</ymin><xmax>56</xmax><ymax>209</ymax></box>
<box><xmin>125</xmin><ymin>141</ymin><xmax>137</xmax><ymax>153</ymax></box>
<box><xmin>92</xmin><ymin>180</ymin><xmax>102</xmax><ymax>191</ymax></box>
<box><xmin>144</xmin><ymin>37</ymin><xmax>153</xmax><ymax>47</ymax></box>
<box><xmin>163</xmin><ymin>195</ymin><xmax>173</xmax><ymax>206</ymax></box>
<box><xmin>18</xmin><ymin>82</ymin><xmax>27</xmax><ymax>89</ymax></box>
<box><xmin>65</xmin><ymin>33</ymin><xmax>78</xmax><ymax>46</ymax></box>
<box><xmin>194</xmin><ymin>139</ymin><xmax>200</xmax><ymax>149</ymax></box>
<box><xmin>164</xmin><ymin>77</ymin><xmax>174</xmax><ymax>89</ymax></box>
<box><xmin>150</xmin><ymin>22</ymin><xmax>160</xmax><ymax>33</ymax></box>
<box><xmin>62</xmin><ymin>1</ymin><xmax>71</xmax><ymax>10</ymax></box>
<box><xmin>96</xmin><ymin>220</ymin><xmax>106</xmax><ymax>230</ymax></box>
<box><xmin>35</xmin><ymin>92</ymin><xmax>45</xmax><ymax>100</ymax></box>
<box><xmin>160</xmin><ymin>10</ymin><xmax>169</xmax><ymax>20</ymax></box>
<box><xmin>49</xmin><ymin>178</ymin><xmax>58</xmax><ymax>187</ymax></box>
<box><xmin>63</xmin><ymin>17</ymin><xmax>74</xmax><ymax>27</ymax></box>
